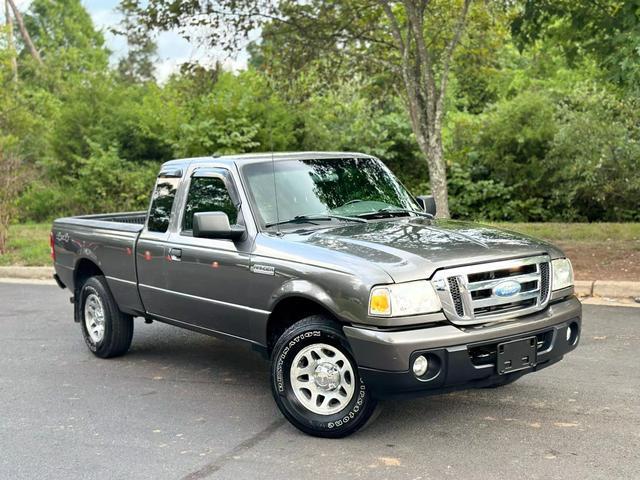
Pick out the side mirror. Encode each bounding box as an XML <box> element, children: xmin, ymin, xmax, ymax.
<box><xmin>416</xmin><ymin>195</ymin><xmax>437</xmax><ymax>217</ymax></box>
<box><xmin>193</xmin><ymin>212</ymin><xmax>245</xmax><ymax>240</ymax></box>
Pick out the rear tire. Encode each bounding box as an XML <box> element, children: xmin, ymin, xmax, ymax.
<box><xmin>270</xmin><ymin>315</ymin><xmax>378</xmax><ymax>438</ymax></box>
<box><xmin>79</xmin><ymin>276</ymin><xmax>133</xmax><ymax>358</ymax></box>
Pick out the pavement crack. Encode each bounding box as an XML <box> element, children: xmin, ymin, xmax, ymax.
<box><xmin>180</xmin><ymin>418</ymin><xmax>286</xmax><ymax>480</ymax></box>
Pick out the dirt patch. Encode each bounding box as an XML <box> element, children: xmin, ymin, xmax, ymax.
<box><xmin>557</xmin><ymin>241</ymin><xmax>640</xmax><ymax>281</ymax></box>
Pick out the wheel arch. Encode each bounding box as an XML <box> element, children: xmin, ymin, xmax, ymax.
<box><xmin>74</xmin><ymin>258</ymin><xmax>104</xmax><ymax>291</ymax></box>
<box><xmin>266</xmin><ymin>294</ymin><xmax>342</xmax><ymax>356</ymax></box>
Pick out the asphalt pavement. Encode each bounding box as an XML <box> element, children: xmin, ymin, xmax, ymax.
<box><xmin>1</xmin><ymin>283</ymin><xmax>638</xmax><ymax>480</ymax></box>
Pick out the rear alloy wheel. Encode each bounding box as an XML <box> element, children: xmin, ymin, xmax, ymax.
<box><xmin>270</xmin><ymin>316</ymin><xmax>378</xmax><ymax>438</ymax></box>
<box><xmin>84</xmin><ymin>293</ymin><xmax>106</xmax><ymax>344</ymax></box>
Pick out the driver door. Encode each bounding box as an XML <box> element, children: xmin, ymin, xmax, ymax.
<box><xmin>160</xmin><ymin>167</ymin><xmax>256</xmax><ymax>340</ymax></box>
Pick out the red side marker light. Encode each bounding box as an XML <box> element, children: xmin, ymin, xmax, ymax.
<box><xmin>211</xmin><ymin>261</ymin><xmax>219</xmax><ymax>269</ymax></box>
<box><xmin>49</xmin><ymin>232</ymin><xmax>56</xmax><ymax>261</ymax></box>
<box><xmin>144</xmin><ymin>251</ymin><xmax>152</xmax><ymax>261</ymax></box>
<box><xmin>126</xmin><ymin>247</ymin><xmax>132</xmax><ymax>256</ymax></box>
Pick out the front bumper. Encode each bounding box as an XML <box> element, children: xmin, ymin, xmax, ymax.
<box><xmin>343</xmin><ymin>296</ymin><xmax>581</xmax><ymax>398</ymax></box>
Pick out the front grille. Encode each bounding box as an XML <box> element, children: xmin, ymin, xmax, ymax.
<box><xmin>432</xmin><ymin>255</ymin><xmax>551</xmax><ymax>325</ymax></box>
<box><xmin>540</xmin><ymin>262</ymin><xmax>550</xmax><ymax>302</ymax></box>
<box><xmin>474</xmin><ymin>298</ymin><xmax>536</xmax><ymax>316</ymax></box>
<box><xmin>448</xmin><ymin>277</ymin><xmax>464</xmax><ymax>316</ymax></box>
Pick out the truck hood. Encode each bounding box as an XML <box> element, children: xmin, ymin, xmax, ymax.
<box><xmin>285</xmin><ymin>218</ymin><xmax>563</xmax><ymax>283</ymax></box>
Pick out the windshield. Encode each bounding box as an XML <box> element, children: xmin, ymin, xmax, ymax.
<box><xmin>241</xmin><ymin>157</ymin><xmax>421</xmax><ymax>229</ymax></box>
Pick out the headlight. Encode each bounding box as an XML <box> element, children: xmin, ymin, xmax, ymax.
<box><xmin>369</xmin><ymin>281</ymin><xmax>442</xmax><ymax>317</ymax></box>
<box><xmin>551</xmin><ymin>258</ymin><xmax>574</xmax><ymax>291</ymax></box>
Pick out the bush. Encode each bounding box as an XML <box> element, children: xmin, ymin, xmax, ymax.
<box><xmin>446</xmin><ymin>163</ymin><xmax>544</xmax><ymax>221</ymax></box>
<box><xmin>71</xmin><ymin>143</ymin><xmax>157</xmax><ymax>214</ymax></box>
<box><xmin>445</xmin><ymin>79</ymin><xmax>640</xmax><ymax>221</ymax></box>
<box><xmin>17</xmin><ymin>183</ymin><xmax>70</xmax><ymax>222</ymax></box>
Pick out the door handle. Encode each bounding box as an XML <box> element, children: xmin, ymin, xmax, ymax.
<box><xmin>169</xmin><ymin>248</ymin><xmax>182</xmax><ymax>261</ymax></box>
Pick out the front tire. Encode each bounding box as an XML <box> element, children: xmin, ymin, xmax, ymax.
<box><xmin>79</xmin><ymin>276</ymin><xmax>133</xmax><ymax>358</ymax></box>
<box><xmin>270</xmin><ymin>316</ymin><xmax>378</xmax><ymax>438</ymax></box>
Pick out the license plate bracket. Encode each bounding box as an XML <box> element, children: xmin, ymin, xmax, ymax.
<box><xmin>497</xmin><ymin>336</ymin><xmax>537</xmax><ymax>375</ymax></box>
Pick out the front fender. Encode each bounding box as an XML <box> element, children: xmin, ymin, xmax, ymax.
<box><xmin>268</xmin><ymin>278</ymin><xmax>372</xmax><ymax>324</ymax></box>
<box><xmin>269</xmin><ymin>279</ymin><xmax>343</xmax><ymax>317</ymax></box>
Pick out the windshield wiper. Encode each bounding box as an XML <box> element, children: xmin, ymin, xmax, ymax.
<box><xmin>357</xmin><ymin>207</ymin><xmax>434</xmax><ymax>219</ymax></box>
<box><xmin>265</xmin><ymin>214</ymin><xmax>367</xmax><ymax>228</ymax></box>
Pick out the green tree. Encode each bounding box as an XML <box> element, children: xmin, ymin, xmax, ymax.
<box><xmin>124</xmin><ymin>0</ymin><xmax>507</xmax><ymax>218</ymax></box>
<box><xmin>114</xmin><ymin>0</ymin><xmax>158</xmax><ymax>83</ymax></box>
<box><xmin>0</xmin><ymin>31</ymin><xmax>51</xmax><ymax>249</ymax></box>
<box><xmin>512</xmin><ymin>0</ymin><xmax>640</xmax><ymax>92</ymax></box>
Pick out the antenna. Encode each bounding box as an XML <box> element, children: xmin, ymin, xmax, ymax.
<box><xmin>270</xmin><ymin>128</ymin><xmax>281</xmax><ymax>236</ymax></box>
<box><xmin>266</xmin><ymin>67</ymin><xmax>281</xmax><ymax>236</ymax></box>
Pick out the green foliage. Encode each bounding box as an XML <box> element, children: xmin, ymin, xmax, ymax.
<box><xmin>23</xmin><ymin>0</ymin><xmax>110</xmax><ymax>86</ymax></box>
<box><xmin>446</xmin><ymin>163</ymin><xmax>534</xmax><ymax>221</ymax></box>
<box><xmin>283</xmin><ymin>77</ymin><xmax>426</xmax><ymax>191</ymax></box>
<box><xmin>72</xmin><ymin>143</ymin><xmax>157</xmax><ymax>214</ymax></box>
<box><xmin>547</xmin><ymin>89</ymin><xmax>640</xmax><ymax>221</ymax></box>
<box><xmin>17</xmin><ymin>183</ymin><xmax>69</xmax><ymax>222</ymax></box>
<box><xmin>114</xmin><ymin>0</ymin><xmax>158</xmax><ymax>83</ymax></box>
<box><xmin>512</xmin><ymin>0</ymin><xmax>640</xmax><ymax>93</ymax></box>
<box><xmin>1</xmin><ymin>0</ymin><xmax>638</xmax><ymax>227</ymax></box>
<box><xmin>445</xmin><ymin>58</ymin><xmax>640</xmax><ymax>221</ymax></box>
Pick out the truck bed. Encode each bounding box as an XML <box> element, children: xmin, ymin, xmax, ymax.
<box><xmin>52</xmin><ymin>211</ymin><xmax>147</xmax><ymax>316</ymax></box>
<box><xmin>54</xmin><ymin>211</ymin><xmax>147</xmax><ymax>231</ymax></box>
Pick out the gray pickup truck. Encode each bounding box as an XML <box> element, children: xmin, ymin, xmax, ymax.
<box><xmin>52</xmin><ymin>152</ymin><xmax>581</xmax><ymax>437</ymax></box>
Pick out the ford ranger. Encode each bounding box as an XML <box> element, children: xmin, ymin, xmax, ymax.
<box><xmin>51</xmin><ymin>152</ymin><xmax>581</xmax><ymax>437</ymax></box>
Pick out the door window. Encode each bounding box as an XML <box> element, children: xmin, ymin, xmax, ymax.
<box><xmin>183</xmin><ymin>177</ymin><xmax>238</xmax><ymax>231</ymax></box>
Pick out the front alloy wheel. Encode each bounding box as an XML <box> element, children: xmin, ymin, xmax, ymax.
<box><xmin>290</xmin><ymin>343</ymin><xmax>356</xmax><ymax>416</ymax></box>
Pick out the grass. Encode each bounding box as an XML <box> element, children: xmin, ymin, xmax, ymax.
<box><xmin>493</xmin><ymin>222</ymin><xmax>640</xmax><ymax>243</ymax></box>
<box><xmin>0</xmin><ymin>222</ymin><xmax>638</xmax><ymax>267</ymax></box>
<box><xmin>0</xmin><ymin>223</ymin><xmax>51</xmax><ymax>266</ymax></box>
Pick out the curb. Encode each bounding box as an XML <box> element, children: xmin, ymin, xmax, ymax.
<box><xmin>592</xmin><ymin>280</ymin><xmax>640</xmax><ymax>299</ymax></box>
<box><xmin>0</xmin><ymin>266</ymin><xmax>637</xmax><ymax>301</ymax></box>
<box><xmin>574</xmin><ymin>280</ymin><xmax>594</xmax><ymax>297</ymax></box>
<box><xmin>574</xmin><ymin>280</ymin><xmax>640</xmax><ymax>300</ymax></box>
<box><xmin>0</xmin><ymin>266</ymin><xmax>54</xmax><ymax>280</ymax></box>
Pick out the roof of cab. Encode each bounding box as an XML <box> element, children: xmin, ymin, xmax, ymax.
<box><xmin>160</xmin><ymin>151</ymin><xmax>373</xmax><ymax>171</ymax></box>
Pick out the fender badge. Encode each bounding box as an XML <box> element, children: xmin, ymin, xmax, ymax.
<box><xmin>250</xmin><ymin>264</ymin><xmax>275</xmax><ymax>276</ymax></box>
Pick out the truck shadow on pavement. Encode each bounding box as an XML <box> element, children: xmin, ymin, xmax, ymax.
<box><xmin>115</xmin><ymin>320</ymin><xmax>534</xmax><ymax>438</ymax></box>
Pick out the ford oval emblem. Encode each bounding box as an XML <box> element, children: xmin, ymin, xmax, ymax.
<box><xmin>493</xmin><ymin>280</ymin><xmax>522</xmax><ymax>297</ymax></box>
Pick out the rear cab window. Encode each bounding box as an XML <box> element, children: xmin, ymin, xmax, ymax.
<box><xmin>147</xmin><ymin>178</ymin><xmax>180</xmax><ymax>233</ymax></box>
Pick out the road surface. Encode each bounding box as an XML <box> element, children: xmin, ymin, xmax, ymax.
<box><xmin>1</xmin><ymin>283</ymin><xmax>638</xmax><ymax>479</ymax></box>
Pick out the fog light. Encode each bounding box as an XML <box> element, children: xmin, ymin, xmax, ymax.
<box><xmin>566</xmin><ymin>322</ymin><xmax>579</xmax><ymax>346</ymax></box>
<box><xmin>412</xmin><ymin>355</ymin><xmax>429</xmax><ymax>377</ymax></box>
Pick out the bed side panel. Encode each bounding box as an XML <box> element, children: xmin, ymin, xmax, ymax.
<box><xmin>52</xmin><ymin>218</ymin><xmax>144</xmax><ymax>315</ymax></box>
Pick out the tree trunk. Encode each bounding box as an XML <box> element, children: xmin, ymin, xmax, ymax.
<box><xmin>424</xmin><ymin>131</ymin><xmax>450</xmax><ymax>218</ymax></box>
<box><xmin>410</xmin><ymin>118</ymin><xmax>450</xmax><ymax>218</ymax></box>
<box><xmin>6</xmin><ymin>0</ymin><xmax>43</xmax><ymax>66</ymax></box>
<box><xmin>4</xmin><ymin>0</ymin><xmax>17</xmax><ymax>81</ymax></box>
